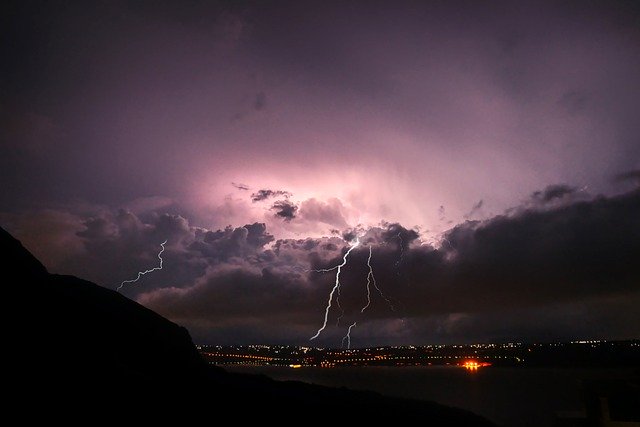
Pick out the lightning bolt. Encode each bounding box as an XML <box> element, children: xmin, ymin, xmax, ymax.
<box><xmin>342</xmin><ymin>321</ymin><xmax>357</xmax><ymax>349</ymax></box>
<box><xmin>310</xmin><ymin>237</ymin><xmax>360</xmax><ymax>341</ymax></box>
<box><xmin>335</xmin><ymin>285</ymin><xmax>344</xmax><ymax>326</ymax></box>
<box><xmin>308</xmin><ymin>249</ymin><xmax>347</xmax><ymax>326</ymax></box>
<box><xmin>394</xmin><ymin>232</ymin><xmax>404</xmax><ymax>274</ymax></box>
<box><xmin>117</xmin><ymin>240</ymin><xmax>167</xmax><ymax>291</ymax></box>
<box><xmin>308</xmin><ymin>248</ymin><xmax>347</xmax><ymax>326</ymax></box>
<box><xmin>361</xmin><ymin>245</ymin><xmax>395</xmax><ymax>313</ymax></box>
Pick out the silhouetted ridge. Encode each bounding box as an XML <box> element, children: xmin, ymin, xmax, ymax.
<box><xmin>1</xmin><ymin>225</ymin><xmax>207</xmax><ymax>385</ymax></box>
<box><xmin>0</xmin><ymin>226</ymin><xmax>48</xmax><ymax>279</ymax></box>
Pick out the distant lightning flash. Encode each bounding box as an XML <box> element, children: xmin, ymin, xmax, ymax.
<box><xmin>342</xmin><ymin>321</ymin><xmax>357</xmax><ymax>349</ymax></box>
<box><xmin>361</xmin><ymin>245</ymin><xmax>395</xmax><ymax>313</ymax></box>
<box><xmin>117</xmin><ymin>240</ymin><xmax>167</xmax><ymax>291</ymax></box>
<box><xmin>310</xmin><ymin>237</ymin><xmax>360</xmax><ymax>341</ymax></box>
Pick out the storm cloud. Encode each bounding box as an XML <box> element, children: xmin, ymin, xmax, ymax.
<box><xmin>143</xmin><ymin>187</ymin><xmax>640</xmax><ymax>344</ymax></box>
<box><xmin>5</xmin><ymin>186</ymin><xmax>638</xmax><ymax>345</ymax></box>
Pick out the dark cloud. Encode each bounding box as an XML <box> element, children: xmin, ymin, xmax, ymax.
<box><xmin>408</xmin><ymin>188</ymin><xmax>640</xmax><ymax>314</ymax></box>
<box><xmin>231</xmin><ymin>182</ymin><xmax>249</xmax><ymax>191</ymax></box>
<box><xmin>250</xmin><ymin>189</ymin><xmax>292</xmax><ymax>202</ymax></box>
<box><xmin>531</xmin><ymin>184</ymin><xmax>577</xmax><ymax>203</ymax></box>
<box><xmin>321</xmin><ymin>242</ymin><xmax>338</xmax><ymax>251</ymax></box>
<box><xmin>192</xmin><ymin>222</ymin><xmax>274</xmax><ymax>263</ymax></box>
<box><xmin>341</xmin><ymin>230</ymin><xmax>358</xmax><ymax>242</ymax></box>
<box><xmin>270</xmin><ymin>200</ymin><xmax>298</xmax><ymax>221</ymax></box>
<box><xmin>244</xmin><ymin>222</ymin><xmax>274</xmax><ymax>247</ymax></box>
<box><xmin>380</xmin><ymin>223</ymin><xmax>420</xmax><ymax>246</ymax></box>
<box><xmin>140</xmin><ymin>268</ymin><xmax>310</xmax><ymax>324</ymax></box>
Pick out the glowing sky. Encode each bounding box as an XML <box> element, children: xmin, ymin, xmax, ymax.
<box><xmin>2</xmin><ymin>1</ymin><xmax>640</xmax><ymax>345</ymax></box>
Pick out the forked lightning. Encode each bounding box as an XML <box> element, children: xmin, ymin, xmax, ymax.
<box><xmin>117</xmin><ymin>240</ymin><xmax>167</xmax><ymax>291</ymax></box>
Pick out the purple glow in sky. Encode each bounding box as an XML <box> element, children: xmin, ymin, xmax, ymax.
<box><xmin>2</xmin><ymin>1</ymin><xmax>639</xmax><ymax>345</ymax></box>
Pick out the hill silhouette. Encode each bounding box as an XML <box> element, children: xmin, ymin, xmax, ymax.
<box><xmin>4</xmin><ymin>226</ymin><xmax>495</xmax><ymax>424</ymax></box>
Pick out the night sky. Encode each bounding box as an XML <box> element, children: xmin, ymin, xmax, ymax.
<box><xmin>2</xmin><ymin>1</ymin><xmax>639</xmax><ymax>346</ymax></box>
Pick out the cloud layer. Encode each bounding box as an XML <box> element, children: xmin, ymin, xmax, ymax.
<box><xmin>5</xmin><ymin>186</ymin><xmax>639</xmax><ymax>345</ymax></box>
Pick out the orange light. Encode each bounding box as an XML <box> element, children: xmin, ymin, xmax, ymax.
<box><xmin>460</xmin><ymin>360</ymin><xmax>491</xmax><ymax>370</ymax></box>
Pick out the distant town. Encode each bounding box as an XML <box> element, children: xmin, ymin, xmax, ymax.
<box><xmin>199</xmin><ymin>339</ymin><xmax>639</xmax><ymax>369</ymax></box>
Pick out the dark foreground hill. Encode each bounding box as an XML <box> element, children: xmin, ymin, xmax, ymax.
<box><xmin>3</xmin><ymin>226</ymin><xmax>495</xmax><ymax>424</ymax></box>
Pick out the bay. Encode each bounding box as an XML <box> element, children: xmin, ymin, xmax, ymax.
<box><xmin>226</xmin><ymin>366</ymin><xmax>636</xmax><ymax>427</ymax></box>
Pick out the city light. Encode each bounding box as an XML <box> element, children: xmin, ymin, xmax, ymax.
<box><xmin>460</xmin><ymin>360</ymin><xmax>492</xmax><ymax>370</ymax></box>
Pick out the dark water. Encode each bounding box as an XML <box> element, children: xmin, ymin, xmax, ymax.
<box><xmin>227</xmin><ymin>366</ymin><xmax>635</xmax><ymax>427</ymax></box>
